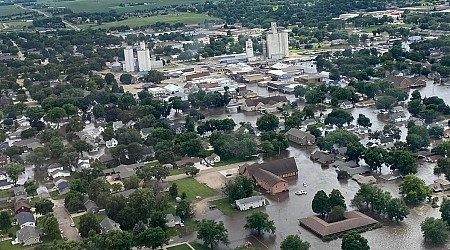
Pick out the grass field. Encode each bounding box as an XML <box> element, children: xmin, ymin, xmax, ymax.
<box><xmin>0</xmin><ymin>240</ymin><xmax>23</xmax><ymax>250</ymax></box>
<box><xmin>37</xmin><ymin>0</ymin><xmax>206</xmax><ymax>13</ymax></box>
<box><xmin>209</xmin><ymin>198</ymin><xmax>236</xmax><ymax>216</ymax></box>
<box><xmin>167</xmin><ymin>242</ymin><xmax>210</xmax><ymax>250</ymax></box>
<box><xmin>50</xmin><ymin>191</ymin><xmax>66</xmax><ymax>200</ymax></box>
<box><xmin>214</xmin><ymin>156</ymin><xmax>259</xmax><ymax>167</ymax></box>
<box><xmin>0</xmin><ymin>5</ymin><xmax>30</xmax><ymax>17</ymax></box>
<box><xmin>171</xmin><ymin>178</ymin><xmax>216</xmax><ymax>201</ymax></box>
<box><xmin>167</xmin><ymin>243</ymin><xmax>192</xmax><ymax>250</ymax></box>
<box><xmin>79</xmin><ymin>13</ymin><xmax>219</xmax><ymax>30</ymax></box>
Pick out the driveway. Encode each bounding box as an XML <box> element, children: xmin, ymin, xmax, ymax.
<box><xmin>52</xmin><ymin>199</ymin><xmax>81</xmax><ymax>242</ymax></box>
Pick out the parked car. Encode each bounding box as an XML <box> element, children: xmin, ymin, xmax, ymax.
<box><xmin>294</xmin><ymin>190</ymin><xmax>307</xmax><ymax>195</ymax></box>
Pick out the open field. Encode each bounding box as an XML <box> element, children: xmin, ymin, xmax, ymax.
<box><xmin>78</xmin><ymin>13</ymin><xmax>219</xmax><ymax>30</ymax></box>
<box><xmin>37</xmin><ymin>0</ymin><xmax>205</xmax><ymax>13</ymax></box>
<box><xmin>209</xmin><ymin>198</ymin><xmax>236</xmax><ymax>216</ymax></box>
<box><xmin>171</xmin><ymin>177</ymin><xmax>216</xmax><ymax>201</ymax></box>
<box><xmin>0</xmin><ymin>5</ymin><xmax>30</xmax><ymax>17</ymax></box>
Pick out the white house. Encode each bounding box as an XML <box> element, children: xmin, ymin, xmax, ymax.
<box><xmin>105</xmin><ymin>138</ymin><xmax>118</xmax><ymax>148</ymax></box>
<box><xmin>112</xmin><ymin>121</ymin><xmax>124</xmax><ymax>131</ymax></box>
<box><xmin>165</xmin><ymin>214</ymin><xmax>181</xmax><ymax>228</ymax></box>
<box><xmin>205</xmin><ymin>153</ymin><xmax>221</xmax><ymax>166</ymax></box>
<box><xmin>50</xmin><ymin>170</ymin><xmax>71</xmax><ymax>179</ymax></box>
<box><xmin>75</xmin><ymin>157</ymin><xmax>90</xmax><ymax>171</ymax></box>
<box><xmin>47</xmin><ymin>163</ymin><xmax>63</xmax><ymax>175</ymax></box>
<box><xmin>235</xmin><ymin>196</ymin><xmax>266</xmax><ymax>211</ymax></box>
<box><xmin>0</xmin><ymin>179</ymin><xmax>13</xmax><ymax>190</ymax></box>
<box><xmin>164</xmin><ymin>84</ymin><xmax>183</xmax><ymax>94</ymax></box>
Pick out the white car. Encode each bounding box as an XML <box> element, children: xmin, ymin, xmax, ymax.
<box><xmin>303</xmin><ymin>183</ymin><xmax>307</xmax><ymax>187</ymax></box>
<box><xmin>294</xmin><ymin>190</ymin><xmax>307</xmax><ymax>195</ymax></box>
<box><xmin>180</xmin><ymin>222</ymin><xmax>185</xmax><ymax>227</ymax></box>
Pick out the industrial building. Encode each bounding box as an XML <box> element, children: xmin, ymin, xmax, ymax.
<box><xmin>137</xmin><ymin>42</ymin><xmax>151</xmax><ymax>72</ymax></box>
<box><xmin>123</xmin><ymin>47</ymin><xmax>134</xmax><ymax>72</ymax></box>
<box><xmin>266</xmin><ymin>22</ymin><xmax>289</xmax><ymax>59</ymax></box>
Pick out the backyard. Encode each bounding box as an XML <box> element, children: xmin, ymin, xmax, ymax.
<box><xmin>72</xmin><ymin>213</ymin><xmax>107</xmax><ymax>229</ymax></box>
<box><xmin>209</xmin><ymin>198</ymin><xmax>236</xmax><ymax>216</ymax></box>
<box><xmin>171</xmin><ymin>178</ymin><xmax>216</xmax><ymax>201</ymax></box>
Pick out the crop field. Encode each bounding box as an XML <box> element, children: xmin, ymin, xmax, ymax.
<box><xmin>79</xmin><ymin>13</ymin><xmax>219</xmax><ymax>29</ymax></box>
<box><xmin>0</xmin><ymin>5</ymin><xmax>31</xmax><ymax>17</ymax></box>
<box><xmin>37</xmin><ymin>0</ymin><xmax>206</xmax><ymax>13</ymax></box>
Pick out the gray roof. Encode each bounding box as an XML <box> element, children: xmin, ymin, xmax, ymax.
<box><xmin>112</xmin><ymin>189</ymin><xmax>136</xmax><ymax>198</ymax></box>
<box><xmin>57</xmin><ymin>180</ymin><xmax>70</xmax><ymax>192</ymax></box>
<box><xmin>84</xmin><ymin>200</ymin><xmax>98</xmax><ymax>211</ymax></box>
<box><xmin>10</xmin><ymin>186</ymin><xmax>26</xmax><ymax>196</ymax></box>
<box><xmin>16</xmin><ymin>226</ymin><xmax>41</xmax><ymax>242</ymax></box>
<box><xmin>16</xmin><ymin>212</ymin><xmax>35</xmax><ymax>226</ymax></box>
<box><xmin>235</xmin><ymin>195</ymin><xmax>265</xmax><ymax>204</ymax></box>
<box><xmin>100</xmin><ymin>217</ymin><xmax>121</xmax><ymax>233</ymax></box>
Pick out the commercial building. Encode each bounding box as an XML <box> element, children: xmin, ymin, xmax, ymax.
<box><xmin>266</xmin><ymin>22</ymin><xmax>289</xmax><ymax>59</ymax></box>
<box><xmin>245</xmin><ymin>38</ymin><xmax>254</xmax><ymax>59</ymax></box>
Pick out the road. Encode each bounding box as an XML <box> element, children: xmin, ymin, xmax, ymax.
<box><xmin>52</xmin><ymin>199</ymin><xmax>81</xmax><ymax>242</ymax></box>
<box><xmin>15</xmin><ymin>4</ymin><xmax>80</xmax><ymax>31</ymax></box>
<box><xmin>167</xmin><ymin>160</ymin><xmax>258</xmax><ymax>182</ymax></box>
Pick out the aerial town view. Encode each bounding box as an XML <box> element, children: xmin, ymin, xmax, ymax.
<box><xmin>2</xmin><ymin>0</ymin><xmax>450</xmax><ymax>249</ymax></box>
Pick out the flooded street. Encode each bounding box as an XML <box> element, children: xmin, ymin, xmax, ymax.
<box><xmin>193</xmin><ymin>83</ymin><xmax>450</xmax><ymax>250</ymax></box>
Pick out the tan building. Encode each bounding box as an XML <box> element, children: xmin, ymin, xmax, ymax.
<box><xmin>286</xmin><ymin>128</ymin><xmax>316</xmax><ymax>146</ymax></box>
<box><xmin>241</xmin><ymin>96</ymin><xmax>288</xmax><ymax>112</ymax></box>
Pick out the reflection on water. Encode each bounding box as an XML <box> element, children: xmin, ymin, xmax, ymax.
<box><xmin>197</xmin><ymin>83</ymin><xmax>450</xmax><ymax>250</ymax></box>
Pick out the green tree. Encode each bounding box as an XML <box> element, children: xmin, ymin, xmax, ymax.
<box><xmin>328</xmin><ymin>205</ymin><xmax>345</xmax><ymax>222</ymax></box>
<box><xmin>105</xmin><ymin>73</ymin><xmax>116</xmax><ymax>84</ymax></box>
<box><xmin>223</xmin><ymin>176</ymin><xmax>254</xmax><ymax>203</ymax></box>
<box><xmin>176</xmin><ymin>200</ymin><xmax>191</xmax><ymax>219</ymax></box>
<box><xmin>421</xmin><ymin>217</ymin><xmax>449</xmax><ymax>244</ymax></box>
<box><xmin>399</xmin><ymin>175</ymin><xmax>431</xmax><ymax>204</ymax></box>
<box><xmin>123</xmin><ymin>175</ymin><xmax>140</xmax><ymax>190</ymax></box>
<box><xmin>386</xmin><ymin>150</ymin><xmax>417</xmax><ymax>175</ymax></box>
<box><xmin>64</xmin><ymin>191</ymin><xmax>84</xmax><ymax>213</ymax></box>
<box><xmin>26</xmin><ymin>107</ymin><xmax>45</xmax><ymax>123</ymax></box>
<box><xmin>169</xmin><ymin>183</ymin><xmax>178</xmax><ymax>197</ymax></box>
<box><xmin>197</xmin><ymin>219</ymin><xmax>229</xmax><ymax>249</ymax></box>
<box><xmin>0</xmin><ymin>211</ymin><xmax>11</xmax><ymax>230</ymax></box>
<box><xmin>256</xmin><ymin>114</ymin><xmax>279</xmax><ymax>132</ymax></box>
<box><xmin>407</xmin><ymin>99</ymin><xmax>423</xmax><ymax>116</ymax></box>
<box><xmin>357</xmin><ymin>114</ymin><xmax>372</xmax><ymax>127</ymax></box>
<box><xmin>364</xmin><ymin>147</ymin><xmax>387</xmax><ymax>172</ymax></box>
<box><xmin>185</xmin><ymin>166</ymin><xmax>199</xmax><ymax>177</ymax></box>
<box><xmin>324</xmin><ymin>109</ymin><xmax>354</xmax><ymax>127</ymax></box>
<box><xmin>41</xmin><ymin>214</ymin><xmax>60</xmax><ymax>239</ymax></box>
<box><xmin>375</xmin><ymin>95</ymin><xmax>397</xmax><ymax>110</ymax></box>
<box><xmin>341</xmin><ymin>232</ymin><xmax>370</xmax><ymax>250</ymax></box>
<box><xmin>429</xmin><ymin>126</ymin><xmax>444</xmax><ymax>139</ymax></box>
<box><xmin>136</xmin><ymin>227</ymin><xmax>168</xmax><ymax>249</ymax></box>
<box><xmin>46</xmin><ymin>107</ymin><xmax>67</xmax><ymax>126</ymax></box>
<box><xmin>329</xmin><ymin>189</ymin><xmax>346</xmax><ymax>209</ymax></box>
<box><xmin>280</xmin><ymin>235</ymin><xmax>310</xmax><ymax>250</ymax></box>
<box><xmin>120</xmin><ymin>73</ymin><xmax>133</xmax><ymax>84</ymax></box>
<box><xmin>79</xmin><ymin>213</ymin><xmax>101</xmax><ymax>238</ymax></box>
<box><xmin>35</xmin><ymin>199</ymin><xmax>53</xmax><ymax>215</ymax></box>
<box><xmin>294</xmin><ymin>85</ymin><xmax>307</xmax><ymax>98</ymax></box>
<box><xmin>440</xmin><ymin>198</ymin><xmax>450</xmax><ymax>226</ymax></box>
<box><xmin>386</xmin><ymin>198</ymin><xmax>409</xmax><ymax>222</ymax></box>
<box><xmin>6</xmin><ymin>162</ymin><xmax>25</xmax><ymax>185</ymax></box>
<box><xmin>62</xmin><ymin>103</ymin><xmax>78</xmax><ymax>118</ymax></box>
<box><xmin>345</xmin><ymin>141</ymin><xmax>365</xmax><ymax>162</ymax></box>
<box><xmin>312</xmin><ymin>190</ymin><xmax>330</xmax><ymax>217</ymax></box>
<box><xmin>244</xmin><ymin>211</ymin><xmax>276</xmax><ymax>234</ymax></box>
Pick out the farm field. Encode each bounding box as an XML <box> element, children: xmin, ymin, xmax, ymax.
<box><xmin>0</xmin><ymin>5</ymin><xmax>31</xmax><ymax>17</ymax></box>
<box><xmin>78</xmin><ymin>13</ymin><xmax>219</xmax><ymax>29</ymax></box>
<box><xmin>37</xmin><ymin>0</ymin><xmax>206</xmax><ymax>13</ymax></box>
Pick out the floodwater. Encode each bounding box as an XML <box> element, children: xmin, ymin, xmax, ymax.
<box><xmin>192</xmin><ymin>82</ymin><xmax>450</xmax><ymax>250</ymax></box>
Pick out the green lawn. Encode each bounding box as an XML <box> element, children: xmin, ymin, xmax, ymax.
<box><xmin>0</xmin><ymin>190</ymin><xmax>11</xmax><ymax>199</ymax></box>
<box><xmin>209</xmin><ymin>198</ymin><xmax>236</xmax><ymax>216</ymax></box>
<box><xmin>0</xmin><ymin>225</ymin><xmax>19</xmax><ymax>237</ymax></box>
<box><xmin>79</xmin><ymin>13</ymin><xmax>219</xmax><ymax>30</ymax></box>
<box><xmin>49</xmin><ymin>191</ymin><xmax>66</xmax><ymax>200</ymax></box>
<box><xmin>72</xmin><ymin>213</ymin><xmax>107</xmax><ymax>229</ymax></box>
<box><xmin>0</xmin><ymin>240</ymin><xmax>24</xmax><ymax>250</ymax></box>
<box><xmin>169</xmin><ymin>167</ymin><xmax>189</xmax><ymax>176</ymax></box>
<box><xmin>167</xmin><ymin>244</ymin><xmax>192</xmax><ymax>250</ymax></box>
<box><xmin>30</xmin><ymin>197</ymin><xmax>41</xmax><ymax>207</ymax></box>
<box><xmin>171</xmin><ymin>178</ymin><xmax>216</xmax><ymax>201</ymax></box>
<box><xmin>214</xmin><ymin>156</ymin><xmax>259</xmax><ymax>167</ymax></box>
<box><xmin>190</xmin><ymin>242</ymin><xmax>211</xmax><ymax>250</ymax></box>
<box><xmin>38</xmin><ymin>0</ymin><xmax>206</xmax><ymax>13</ymax></box>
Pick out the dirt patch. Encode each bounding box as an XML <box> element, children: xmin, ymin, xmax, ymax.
<box><xmin>195</xmin><ymin>172</ymin><xmax>227</xmax><ymax>190</ymax></box>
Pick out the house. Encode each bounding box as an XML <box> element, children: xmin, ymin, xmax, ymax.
<box><xmin>389</xmin><ymin>112</ymin><xmax>407</xmax><ymax>123</ymax></box>
<box><xmin>16</xmin><ymin>212</ymin><xmax>35</xmax><ymax>229</ymax></box>
<box><xmin>54</xmin><ymin>179</ymin><xmax>70</xmax><ymax>194</ymax></box>
<box><xmin>0</xmin><ymin>154</ymin><xmax>8</xmax><ymax>167</ymax></box>
<box><xmin>310</xmin><ymin>151</ymin><xmax>335</xmax><ymax>166</ymax></box>
<box><xmin>103</xmin><ymin>163</ymin><xmax>144</xmax><ymax>181</ymax></box>
<box><xmin>141</xmin><ymin>146</ymin><xmax>155</xmax><ymax>161</ymax></box>
<box><xmin>47</xmin><ymin>163</ymin><xmax>63</xmax><ymax>175</ymax></box>
<box><xmin>140</xmin><ymin>128</ymin><xmax>153</xmax><ymax>138</ymax></box>
<box><xmin>112</xmin><ymin>189</ymin><xmax>136</xmax><ymax>198</ymax></box>
<box><xmin>0</xmin><ymin>179</ymin><xmax>13</xmax><ymax>190</ymax></box>
<box><xmin>175</xmin><ymin>157</ymin><xmax>205</xmax><ymax>169</ymax></box>
<box><xmin>235</xmin><ymin>196</ymin><xmax>266</xmax><ymax>211</ymax></box>
<box><xmin>285</xmin><ymin>128</ymin><xmax>316</xmax><ymax>146</ymax></box>
<box><xmin>385</xmin><ymin>75</ymin><xmax>427</xmax><ymax>89</ymax></box>
<box><xmin>14</xmin><ymin>198</ymin><xmax>31</xmax><ymax>214</ymax></box>
<box><xmin>241</xmin><ymin>96</ymin><xmax>288</xmax><ymax>112</ymax></box>
<box><xmin>435</xmin><ymin>179</ymin><xmax>450</xmax><ymax>191</ymax></box>
<box><xmin>100</xmin><ymin>217</ymin><xmax>122</xmax><ymax>234</ymax></box>
<box><xmin>84</xmin><ymin>200</ymin><xmax>99</xmax><ymax>213</ymax></box>
<box><xmin>112</xmin><ymin>121</ymin><xmax>124</xmax><ymax>131</ymax></box>
<box><xmin>205</xmin><ymin>153</ymin><xmax>221</xmax><ymax>166</ymax></box>
<box><xmin>76</xmin><ymin>157</ymin><xmax>90</xmax><ymax>171</ymax></box>
<box><xmin>15</xmin><ymin>226</ymin><xmax>42</xmax><ymax>246</ymax></box>
<box><xmin>165</xmin><ymin>214</ymin><xmax>182</xmax><ymax>228</ymax></box>
<box><xmin>50</xmin><ymin>169</ymin><xmax>71</xmax><ymax>179</ymax></box>
<box><xmin>339</xmin><ymin>101</ymin><xmax>354</xmax><ymax>109</ymax></box>
<box><xmin>105</xmin><ymin>138</ymin><xmax>118</xmax><ymax>148</ymax></box>
<box><xmin>239</xmin><ymin>157</ymin><xmax>298</xmax><ymax>194</ymax></box>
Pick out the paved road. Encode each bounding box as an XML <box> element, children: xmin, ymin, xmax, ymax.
<box><xmin>52</xmin><ymin>199</ymin><xmax>81</xmax><ymax>242</ymax></box>
<box><xmin>167</xmin><ymin>160</ymin><xmax>258</xmax><ymax>181</ymax></box>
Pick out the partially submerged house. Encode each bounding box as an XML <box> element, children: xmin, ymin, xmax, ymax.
<box><xmin>286</xmin><ymin>128</ymin><xmax>316</xmax><ymax>146</ymax></box>
<box><xmin>235</xmin><ymin>196</ymin><xmax>266</xmax><ymax>211</ymax></box>
<box><xmin>239</xmin><ymin>157</ymin><xmax>298</xmax><ymax>194</ymax></box>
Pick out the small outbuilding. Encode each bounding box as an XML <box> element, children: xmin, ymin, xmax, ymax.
<box><xmin>235</xmin><ymin>196</ymin><xmax>266</xmax><ymax>211</ymax></box>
